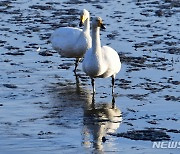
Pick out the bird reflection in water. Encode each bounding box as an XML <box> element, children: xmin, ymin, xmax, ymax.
<box><xmin>82</xmin><ymin>95</ymin><xmax>122</xmax><ymax>151</ymax></box>
<box><xmin>47</xmin><ymin>74</ymin><xmax>122</xmax><ymax>152</ymax></box>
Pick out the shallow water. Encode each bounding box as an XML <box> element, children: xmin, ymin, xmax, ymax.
<box><xmin>0</xmin><ymin>0</ymin><xmax>180</xmax><ymax>153</ymax></box>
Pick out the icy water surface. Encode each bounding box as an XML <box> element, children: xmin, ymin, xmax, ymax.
<box><xmin>0</xmin><ymin>0</ymin><xmax>180</xmax><ymax>153</ymax></box>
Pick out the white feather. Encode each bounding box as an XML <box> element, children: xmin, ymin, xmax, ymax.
<box><xmin>82</xmin><ymin>17</ymin><xmax>121</xmax><ymax>79</ymax></box>
<box><xmin>50</xmin><ymin>9</ymin><xmax>91</xmax><ymax>59</ymax></box>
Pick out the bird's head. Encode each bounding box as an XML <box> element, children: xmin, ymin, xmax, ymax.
<box><xmin>92</xmin><ymin>16</ymin><xmax>106</xmax><ymax>29</ymax></box>
<box><xmin>79</xmin><ymin>9</ymin><xmax>90</xmax><ymax>27</ymax></box>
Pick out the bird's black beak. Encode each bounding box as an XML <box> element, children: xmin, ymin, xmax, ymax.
<box><xmin>101</xmin><ymin>23</ymin><xmax>106</xmax><ymax>29</ymax></box>
<box><xmin>79</xmin><ymin>21</ymin><xmax>83</xmax><ymax>27</ymax></box>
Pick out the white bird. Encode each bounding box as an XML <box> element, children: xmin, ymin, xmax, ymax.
<box><xmin>50</xmin><ymin>9</ymin><xmax>91</xmax><ymax>73</ymax></box>
<box><xmin>82</xmin><ymin>17</ymin><xmax>121</xmax><ymax>94</ymax></box>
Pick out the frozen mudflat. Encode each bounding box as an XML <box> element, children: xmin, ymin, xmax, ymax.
<box><xmin>0</xmin><ymin>0</ymin><xmax>180</xmax><ymax>153</ymax></box>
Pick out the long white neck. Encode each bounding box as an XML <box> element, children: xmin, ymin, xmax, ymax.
<box><xmin>83</xmin><ymin>17</ymin><xmax>90</xmax><ymax>33</ymax></box>
<box><xmin>92</xmin><ymin>26</ymin><xmax>101</xmax><ymax>54</ymax></box>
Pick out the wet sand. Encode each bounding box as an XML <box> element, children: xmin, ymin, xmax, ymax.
<box><xmin>0</xmin><ymin>0</ymin><xmax>180</xmax><ymax>153</ymax></box>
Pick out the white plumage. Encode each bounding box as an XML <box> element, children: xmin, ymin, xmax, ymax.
<box><xmin>82</xmin><ymin>17</ymin><xmax>121</xmax><ymax>94</ymax></box>
<box><xmin>50</xmin><ymin>9</ymin><xmax>91</xmax><ymax>72</ymax></box>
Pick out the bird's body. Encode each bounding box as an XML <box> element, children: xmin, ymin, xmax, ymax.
<box><xmin>50</xmin><ymin>9</ymin><xmax>91</xmax><ymax>72</ymax></box>
<box><xmin>51</xmin><ymin>27</ymin><xmax>91</xmax><ymax>58</ymax></box>
<box><xmin>82</xmin><ymin>17</ymin><xmax>121</xmax><ymax>94</ymax></box>
<box><xmin>83</xmin><ymin>45</ymin><xmax>121</xmax><ymax>78</ymax></box>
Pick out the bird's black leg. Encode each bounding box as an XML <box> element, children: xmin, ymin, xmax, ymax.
<box><xmin>91</xmin><ymin>78</ymin><xmax>95</xmax><ymax>94</ymax></box>
<box><xmin>112</xmin><ymin>76</ymin><xmax>115</xmax><ymax>95</ymax></box>
<box><xmin>112</xmin><ymin>96</ymin><xmax>115</xmax><ymax>109</ymax></box>
<box><xmin>74</xmin><ymin>58</ymin><xmax>79</xmax><ymax>74</ymax></box>
<box><xmin>91</xmin><ymin>94</ymin><xmax>95</xmax><ymax>109</ymax></box>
